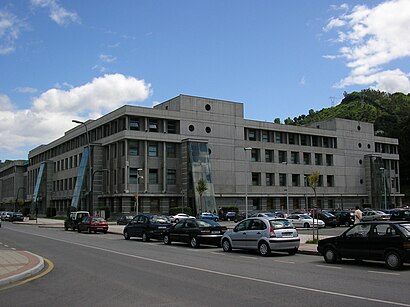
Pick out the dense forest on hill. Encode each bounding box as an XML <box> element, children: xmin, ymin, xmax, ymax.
<box><xmin>285</xmin><ymin>89</ymin><xmax>410</xmax><ymax>201</ymax></box>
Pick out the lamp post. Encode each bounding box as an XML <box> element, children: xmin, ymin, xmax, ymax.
<box><xmin>181</xmin><ymin>189</ymin><xmax>185</xmax><ymax>213</ymax></box>
<box><xmin>282</xmin><ymin>162</ymin><xmax>289</xmax><ymax>216</ymax></box>
<box><xmin>90</xmin><ymin>169</ymin><xmax>108</xmax><ymax>215</ymax></box>
<box><xmin>72</xmin><ymin>119</ymin><xmax>91</xmax><ymax>211</ymax></box>
<box><xmin>15</xmin><ymin>187</ymin><xmax>25</xmax><ymax>212</ymax></box>
<box><xmin>380</xmin><ymin>167</ymin><xmax>387</xmax><ymax>210</ymax></box>
<box><xmin>134</xmin><ymin>168</ymin><xmax>143</xmax><ymax>215</ymax></box>
<box><xmin>244</xmin><ymin>147</ymin><xmax>252</xmax><ymax>218</ymax></box>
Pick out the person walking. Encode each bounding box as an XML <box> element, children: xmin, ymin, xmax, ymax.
<box><xmin>354</xmin><ymin>206</ymin><xmax>363</xmax><ymax>224</ymax></box>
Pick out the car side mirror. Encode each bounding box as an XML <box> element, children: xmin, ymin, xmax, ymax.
<box><xmin>233</xmin><ymin>228</ymin><xmax>238</xmax><ymax>232</ymax></box>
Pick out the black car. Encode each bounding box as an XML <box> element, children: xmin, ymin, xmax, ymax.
<box><xmin>390</xmin><ymin>208</ymin><xmax>410</xmax><ymax>221</ymax></box>
<box><xmin>123</xmin><ymin>214</ymin><xmax>172</xmax><ymax>242</ymax></box>
<box><xmin>10</xmin><ymin>212</ymin><xmax>24</xmax><ymax>222</ymax></box>
<box><xmin>117</xmin><ymin>215</ymin><xmax>133</xmax><ymax>225</ymax></box>
<box><xmin>317</xmin><ymin>221</ymin><xmax>410</xmax><ymax>270</ymax></box>
<box><xmin>163</xmin><ymin>219</ymin><xmax>227</xmax><ymax>248</ymax></box>
<box><xmin>328</xmin><ymin>210</ymin><xmax>354</xmax><ymax>227</ymax></box>
<box><xmin>223</xmin><ymin>212</ymin><xmax>238</xmax><ymax>221</ymax></box>
<box><xmin>316</xmin><ymin>212</ymin><xmax>337</xmax><ymax>227</ymax></box>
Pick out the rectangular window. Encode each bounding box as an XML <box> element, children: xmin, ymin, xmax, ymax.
<box><xmin>149</xmin><ymin>169</ymin><xmax>158</xmax><ymax>184</ymax></box>
<box><xmin>166</xmin><ymin>143</ymin><xmax>177</xmax><ymax>158</ymax></box>
<box><xmin>262</xmin><ymin>130</ymin><xmax>269</xmax><ymax>142</ymax></box>
<box><xmin>167</xmin><ymin>169</ymin><xmax>176</xmax><ymax>185</ymax></box>
<box><xmin>129</xmin><ymin>141</ymin><xmax>139</xmax><ymax>156</ymax></box>
<box><xmin>279</xmin><ymin>173</ymin><xmax>287</xmax><ymax>187</ymax></box>
<box><xmin>315</xmin><ymin>153</ymin><xmax>323</xmax><ymax>165</ymax></box>
<box><xmin>303</xmin><ymin>152</ymin><xmax>311</xmax><ymax>165</ymax></box>
<box><xmin>327</xmin><ymin>175</ymin><xmax>334</xmax><ymax>187</ymax></box>
<box><xmin>275</xmin><ymin>132</ymin><xmax>285</xmax><ymax>144</ymax></box>
<box><xmin>279</xmin><ymin>150</ymin><xmax>287</xmax><ymax>163</ymax></box>
<box><xmin>291</xmin><ymin>151</ymin><xmax>299</xmax><ymax>164</ymax></box>
<box><xmin>129</xmin><ymin>168</ymin><xmax>142</xmax><ymax>184</ymax></box>
<box><xmin>130</xmin><ymin>118</ymin><xmax>140</xmax><ymax>131</ymax></box>
<box><xmin>318</xmin><ymin>175</ymin><xmax>323</xmax><ymax>187</ymax></box>
<box><xmin>312</xmin><ymin>136</ymin><xmax>320</xmax><ymax>147</ymax></box>
<box><xmin>148</xmin><ymin>142</ymin><xmax>158</xmax><ymax>157</ymax></box>
<box><xmin>301</xmin><ymin>134</ymin><xmax>308</xmax><ymax>146</ymax></box>
<box><xmin>292</xmin><ymin>174</ymin><xmax>300</xmax><ymax>186</ymax></box>
<box><xmin>266</xmin><ymin>173</ymin><xmax>274</xmax><ymax>186</ymax></box>
<box><xmin>265</xmin><ymin>149</ymin><xmax>274</xmax><ymax>163</ymax></box>
<box><xmin>326</xmin><ymin>154</ymin><xmax>333</xmax><ymax>166</ymax></box>
<box><xmin>252</xmin><ymin>172</ymin><xmax>261</xmax><ymax>186</ymax></box>
<box><xmin>167</xmin><ymin>121</ymin><xmax>177</xmax><ymax>134</ymax></box>
<box><xmin>248</xmin><ymin>129</ymin><xmax>256</xmax><ymax>141</ymax></box>
<box><xmin>149</xmin><ymin>119</ymin><xmax>158</xmax><ymax>132</ymax></box>
<box><xmin>251</xmin><ymin>148</ymin><xmax>260</xmax><ymax>162</ymax></box>
<box><xmin>288</xmin><ymin>133</ymin><xmax>298</xmax><ymax>145</ymax></box>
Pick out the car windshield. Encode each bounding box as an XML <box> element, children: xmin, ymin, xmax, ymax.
<box><xmin>263</xmin><ymin>213</ymin><xmax>276</xmax><ymax>217</ymax></box>
<box><xmin>197</xmin><ymin>220</ymin><xmax>218</xmax><ymax>227</ymax></box>
<box><xmin>269</xmin><ymin>219</ymin><xmax>292</xmax><ymax>228</ymax></box>
<box><xmin>300</xmin><ymin>215</ymin><xmax>311</xmax><ymax>219</ymax></box>
<box><xmin>151</xmin><ymin>215</ymin><xmax>171</xmax><ymax>224</ymax></box>
<box><xmin>376</xmin><ymin>211</ymin><xmax>387</xmax><ymax>215</ymax></box>
<box><xmin>92</xmin><ymin>217</ymin><xmax>105</xmax><ymax>222</ymax></box>
<box><xmin>321</xmin><ymin>212</ymin><xmax>334</xmax><ymax>217</ymax></box>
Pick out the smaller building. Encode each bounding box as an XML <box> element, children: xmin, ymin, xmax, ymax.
<box><xmin>0</xmin><ymin>160</ymin><xmax>28</xmax><ymax>211</ymax></box>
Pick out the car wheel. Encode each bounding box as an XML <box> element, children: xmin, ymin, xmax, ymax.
<box><xmin>287</xmin><ymin>248</ymin><xmax>298</xmax><ymax>255</ymax></box>
<box><xmin>344</xmin><ymin>221</ymin><xmax>350</xmax><ymax>227</ymax></box>
<box><xmin>258</xmin><ymin>241</ymin><xmax>271</xmax><ymax>257</ymax></box>
<box><xmin>304</xmin><ymin>222</ymin><xmax>310</xmax><ymax>228</ymax></box>
<box><xmin>190</xmin><ymin>236</ymin><xmax>199</xmax><ymax>248</ymax></box>
<box><xmin>77</xmin><ymin>227</ymin><xmax>81</xmax><ymax>233</ymax></box>
<box><xmin>323</xmin><ymin>246</ymin><xmax>338</xmax><ymax>264</ymax></box>
<box><xmin>214</xmin><ymin>218</ymin><xmax>219</xmax><ymax>222</ymax></box>
<box><xmin>124</xmin><ymin>230</ymin><xmax>130</xmax><ymax>240</ymax></box>
<box><xmin>163</xmin><ymin>234</ymin><xmax>171</xmax><ymax>245</ymax></box>
<box><xmin>88</xmin><ymin>227</ymin><xmax>92</xmax><ymax>234</ymax></box>
<box><xmin>222</xmin><ymin>239</ymin><xmax>232</xmax><ymax>252</ymax></box>
<box><xmin>174</xmin><ymin>218</ymin><xmax>179</xmax><ymax>223</ymax></box>
<box><xmin>64</xmin><ymin>226</ymin><xmax>68</xmax><ymax>231</ymax></box>
<box><xmin>385</xmin><ymin>251</ymin><xmax>403</xmax><ymax>270</ymax></box>
<box><xmin>71</xmin><ymin>227</ymin><xmax>76</xmax><ymax>231</ymax></box>
<box><xmin>142</xmin><ymin>232</ymin><xmax>150</xmax><ymax>242</ymax></box>
<box><xmin>103</xmin><ymin>230</ymin><xmax>107</xmax><ymax>234</ymax></box>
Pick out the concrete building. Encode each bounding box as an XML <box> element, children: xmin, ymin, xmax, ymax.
<box><xmin>0</xmin><ymin>160</ymin><xmax>28</xmax><ymax>211</ymax></box>
<box><xmin>27</xmin><ymin>95</ymin><xmax>401</xmax><ymax>217</ymax></box>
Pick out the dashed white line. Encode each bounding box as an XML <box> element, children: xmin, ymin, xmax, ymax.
<box><xmin>316</xmin><ymin>264</ymin><xmax>342</xmax><ymax>269</ymax></box>
<box><xmin>368</xmin><ymin>270</ymin><xmax>400</xmax><ymax>276</ymax></box>
<box><xmin>275</xmin><ymin>260</ymin><xmax>295</xmax><ymax>264</ymax></box>
<box><xmin>240</xmin><ymin>256</ymin><xmax>258</xmax><ymax>260</ymax></box>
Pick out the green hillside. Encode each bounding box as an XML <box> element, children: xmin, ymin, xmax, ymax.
<box><xmin>290</xmin><ymin>89</ymin><xmax>410</xmax><ymax>202</ymax></box>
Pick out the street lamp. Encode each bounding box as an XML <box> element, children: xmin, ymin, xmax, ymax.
<box><xmin>90</xmin><ymin>169</ymin><xmax>108</xmax><ymax>215</ymax></box>
<box><xmin>380</xmin><ymin>167</ymin><xmax>387</xmax><ymax>210</ymax></box>
<box><xmin>282</xmin><ymin>162</ymin><xmax>289</xmax><ymax>216</ymax></box>
<box><xmin>181</xmin><ymin>189</ymin><xmax>185</xmax><ymax>213</ymax></box>
<box><xmin>134</xmin><ymin>168</ymin><xmax>143</xmax><ymax>215</ymax></box>
<box><xmin>72</xmin><ymin>119</ymin><xmax>91</xmax><ymax>211</ymax></box>
<box><xmin>244</xmin><ymin>147</ymin><xmax>252</xmax><ymax>218</ymax></box>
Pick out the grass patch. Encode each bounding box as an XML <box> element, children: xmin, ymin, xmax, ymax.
<box><xmin>305</xmin><ymin>238</ymin><xmax>320</xmax><ymax>244</ymax></box>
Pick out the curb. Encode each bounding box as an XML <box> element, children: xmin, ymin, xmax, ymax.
<box><xmin>0</xmin><ymin>252</ymin><xmax>44</xmax><ymax>287</ymax></box>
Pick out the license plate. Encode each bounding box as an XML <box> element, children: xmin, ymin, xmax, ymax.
<box><xmin>158</xmin><ymin>226</ymin><xmax>166</xmax><ymax>229</ymax></box>
<box><xmin>211</xmin><ymin>231</ymin><xmax>220</xmax><ymax>234</ymax></box>
<box><xmin>282</xmin><ymin>232</ymin><xmax>292</xmax><ymax>236</ymax></box>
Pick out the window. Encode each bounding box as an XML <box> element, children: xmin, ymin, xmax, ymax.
<box><xmin>167</xmin><ymin>169</ymin><xmax>176</xmax><ymax>185</ymax></box>
<box><xmin>167</xmin><ymin>121</ymin><xmax>177</xmax><ymax>134</ymax></box>
<box><xmin>301</xmin><ymin>134</ymin><xmax>309</xmax><ymax>146</ymax></box>
<box><xmin>279</xmin><ymin>151</ymin><xmax>287</xmax><ymax>163</ymax></box>
<box><xmin>130</xmin><ymin>118</ymin><xmax>140</xmax><ymax>131</ymax></box>
<box><xmin>288</xmin><ymin>133</ymin><xmax>298</xmax><ymax>145</ymax></box>
<box><xmin>252</xmin><ymin>173</ymin><xmax>261</xmax><ymax>186</ymax></box>
<box><xmin>265</xmin><ymin>149</ymin><xmax>274</xmax><ymax>163</ymax></box>
<box><xmin>266</xmin><ymin>173</ymin><xmax>274</xmax><ymax>186</ymax></box>
<box><xmin>312</xmin><ymin>136</ymin><xmax>320</xmax><ymax>147</ymax></box>
<box><xmin>291</xmin><ymin>151</ymin><xmax>299</xmax><ymax>164</ymax></box>
<box><xmin>326</xmin><ymin>154</ymin><xmax>333</xmax><ymax>166</ymax></box>
<box><xmin>292</xmin><ymin>174</ymin><xmax>300</xmax><ymax>186</ymax></box>
<box><xmin>262</xmin><ymin>130</ymin><xmax>270</xmax><ymax>142</ymax></box>
<box><xmin>166</xmin><ymin>143</ymin><xmax>177</xmax><ymax>158</ymax></box>
<box><xmin>251</xmin><ymin>148</ymin><xmax>260</xmax><ymax>162</ymax></box>
<box><xmin>149</xmin><ymin>169</ymin><xmax>158</xmax><ymax>184</ymax></box>
<box><xmin>318</xmin><ymin>175</ymin><xmax>323</xmax><ymax>187</ymax></box>
<box><xmin>279</xmin><ymin>173</ymin><xmax>287</xmax><ymax>187</ymax></box>
<box><xmin>275</xmin><ymin>132</ymin><xmax>285</xmax><ymax>144</ymax></box>
<box><xmin>129</xmin><ymin>168</ymin><xmax>142</xmax><ymax>184</ymax></box>
<box><xmin>248</xmin><ymin>129</ymin><xmax>256</xmax><ymax>141</ymax></box>
<box><xmin>129</xmin><ymin>141</ymin><xmax>139</xmax><ymax>156</ymax></box>
<box><xmin>148</xmin><ymin>142</ymin><xmax>158</xmax><ymax>157</ymax></box>
<box><xmin>149</xmin><ymin>119</ymin><xmax>158</xmax><ymax>132</ymax></box>
<box><xmin>327</xmin><ymin>175</ymin><xmax>334</xmax><ymax>187</ymax></box>
<box><xmin>303</xmin><ymin>152</ymin><xmax>311</xmax><ymax>165</ymax></box>
<box><xmin>315</xmin><ymin>153</ymin><xmax>323</xmax><ymax>165</ymax></box>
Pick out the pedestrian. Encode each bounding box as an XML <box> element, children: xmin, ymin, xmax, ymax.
<box><xmin>354</xmin><ymin>206</ymin><xmax>362</xmax><ymax>224</ymax></box>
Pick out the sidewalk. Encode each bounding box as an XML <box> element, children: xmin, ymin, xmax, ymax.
<box><xmin>0</xmin><ymin>218</ymin><xmax>321</xmax><ymax>286</ymax></box>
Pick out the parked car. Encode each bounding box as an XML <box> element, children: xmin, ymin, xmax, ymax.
<box><xmin>199</xmin><ymin>212</ymin><xmax>219</xmax><ymax>221</ymax></box>
<box><xmin>117</xmin><ymin>215</ymin><xmax>133</xmax><ymax>225</ymax></box>
<box><xmin>286</xmin><ymin>214</ymin><xmax>325</xmax><ymax>228</ymax></box>
<box><xmin>124</xmin><ymin>214</ymin><xmax>172</xmax><ymax>241</ymax></box>
<box><xmin>221</xmin><ymin>217</ymin><xmax>299</xmax><ymax>256</ymax></box>
<box><xmin>2</xmin><ymin>212</ymin><xmax>13</xmax><ymax>221</ymax></box>
<box><xmin>234</xmin><ymin>212</ymin><xmax>246</xmax><ymax>223</ymax></box>
<box><xmin>390</xmin><ymin>208</ymin><xmax>410</xmax><ymax>221</ymax></box>
<box><xmin>315</xmin><ymin>212</ymin><xmax>337</xmax><ymax>227</ymax></box>
<box><xmin>255</xmin><ymin>212</ymin><xmax>278</xmax><ymax>218</ymax></box>
<box><xmin>170</xmin><ymin>213</ymin><xmax>195</xmax><ymax>223</ymax></box>
<box><xmin>163</xmin><ymin>219</ymin><xmax>227</xmax><ymax>248</ymax></box>
<box><xmin>361</xmin><ymin>210</ymin><xmax>390</xmax><ymax>221</ymax></box>
<box><xmin>328</xmin><ymin>210</ymin><xmax>354</xmax><ymax>226</ymax></box>
<box><xmin>10</xmin><ymin>212</ymin><xmax>24</xmax><ymax>222</ymax></box>
<box><xmin>317</xmin><ymin>221</ymin><xmax>410</xmax><ymax>270</ymax></box>
<box><xmin>223</xmin><ymin>211</ymin><xmax>238</xmax><ymax>221</ymax></box>
<box><xmin>77</xmin><ymin>216</ymin><xmax>109</xmax><ymax>234</ymax></box>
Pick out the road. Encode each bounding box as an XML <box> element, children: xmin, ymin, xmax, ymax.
<box><xmin>1</xmin><ymin>222</ymin><xmax>410</xmax><ymax>307</ymax></box>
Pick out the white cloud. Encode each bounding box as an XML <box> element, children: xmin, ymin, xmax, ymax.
<box><xmin>324</xmin><ymin>0</ymin><xmax>410</xmax><ymax>93</ymax></box>
<box><xmin>31</xmin><ymin>0</ymin><xmax>80</xmax><ymax>26</ymax></box>
<box><xmin>99</xmin><ymin>54</ymin><xmax>116</xmax><ymax>63</ymax></box>
<box><xmin>299</xmin><ymin>76</ymin><xmax>306</xmax><ymax>86</ymax></box>
<box><xmin>15</xmin><ymin>86</ymin><xmax>38</xmax><ymax>93</ymax></box>
<box><xmin>0</xmin><ymin>74</ymin><xmax>151</xmax><ymax>159</ymax></box>
<box><xmin>0</xmin><ymin>9</ymin><xmax>25</xmax><ymax>55</ymax></box>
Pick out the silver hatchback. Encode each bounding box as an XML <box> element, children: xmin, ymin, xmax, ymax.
<box><xmin>221</xmin><ymin>217</ymin><xmax>300</xmax><ymax>256</ymax></box>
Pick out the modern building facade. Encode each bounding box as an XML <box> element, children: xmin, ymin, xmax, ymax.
<box><xmin>26</xmin><ymin>95</ymin><xmax>401</xmax><ymax>217</ymax></box>
<box><xmin>0</xmin><ymin>160</ymin><xmax>28</xmax><ymax>211</ymax></box>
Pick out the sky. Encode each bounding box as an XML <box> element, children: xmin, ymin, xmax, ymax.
<box><xmin>1</xmin><ymin>0</ymin><xmax>410</xmax><ymax>160</ymax></box>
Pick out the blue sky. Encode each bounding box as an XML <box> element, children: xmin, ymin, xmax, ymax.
<box><xmin>1</xmin><ymin>0</ymin><xmax>410</xmax><ymax>160</ymax></box>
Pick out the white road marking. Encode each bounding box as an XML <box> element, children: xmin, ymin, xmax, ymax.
<box><xmin>210</xmin><ymin>252</ymin><xmax>225</xmax><ymax>255</ymax></box>
<box><xmin>11</xmin><ymin>248</ymin><xmax>16</xmax><ymax>250</ymax></box>
<box><xmin>316</xmin><ymin>264</ymin><xmax>342</xmax><ymax>270</ymax></box>
<box><xmin>368</xmin><ymin>270</ymin><xmax>400</xmax><ymax>276</ymax></box>
<box><xmin>274</xmin><ymin>260</ymin><xmax>295</xmax><ymax>264</ymax></box>
<box><xmin>239</xmin><ymin>256</ymin><xmax>258</xmax><ymax>260</ymax></box>
<box><xmin>8</xmin><ymin>228</ymin><xmax>410</xmax><ymax>307</ymax></box>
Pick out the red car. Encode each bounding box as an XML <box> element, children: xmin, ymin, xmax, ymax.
<box><xmin>77</xmin><ymin>216</ymin><xmax>109</xmax><ymax>234</ymax></box>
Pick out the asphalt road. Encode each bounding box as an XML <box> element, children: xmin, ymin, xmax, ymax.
<box><xmin>1</xmin><ymin>222</ymin><xmax>410</xmax><ymax>307</ymax></box>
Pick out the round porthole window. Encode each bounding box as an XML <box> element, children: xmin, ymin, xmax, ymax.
<box><xmin>189</xmin><ymin>125</ymin><xmax>195</xmax><ymax>132</ymax></box>
<box><xmin>367</xmin><ymin>144</ymin><xmax>371</xmax><ymax>149</ymax></box>
<box><xmin>205</xmin><ymin>104</ymin><xmax>211</xmax><ymax>111</ymax></box>
<box><xmin>357</xmin><ymin>125</ymin><xmax>361</xmax><ymax>131</ymax></box>
<box><xmin>360</xmin><ymin>179</ymin><xmax>364</xmax><ymax>184</ymax></box>
<box><xmin>359</xmin><ymin>159</ymin><xmax>363</xmax><ymax>165</ymax></box>
<box><xmin>208</xmin><ymin>148</ymin><xmax>212</xmax><ymax>155</ymax></box>
<box><xmin>205</xmin><ymin>127</ymin><xmax>211</xmax><ymax>133</ymax></box>
<box><xmin>358</xmin><ymin>143</ymin><xmax>362</xmax><ymax>148</ymax></box>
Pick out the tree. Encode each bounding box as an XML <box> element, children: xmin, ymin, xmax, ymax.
<box><xmin>196</xmin><ymin>178</ymin><xmax>208</xmax><ymax>214</ymax></box>
<box><xmin>308</xmin><ymin>172</ymin><xmax>320</xmax><ymax>241</ymax></box>
<box><xmin>274</xmin><ymin>118</ymin><xmax>281</xmax><ymax>124</ymax></box>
